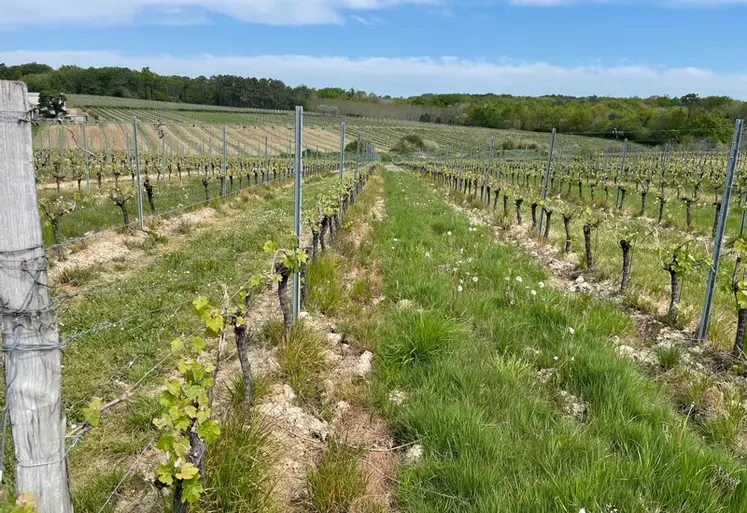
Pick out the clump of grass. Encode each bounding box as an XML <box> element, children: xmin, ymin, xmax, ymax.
<box><xmin>350</xmin><ymin>277</ymin><xmax>375</xmax><ymax>305</ymax></box>
<box><xmin>276</xmin><ymin>322</ymin><xmax>326</xmax><ymax>405</ymax></box>
<box><xmin>306</xmin><ymin>437</ymin><xmax>367</xmax><ymax>513</ymax></box>
<box><xmin>656</xmin><ymin>344</ymin><xmax>682</xmax><ymax>370</ymax></box>
<box><xmin>261</xmin><ymin>319</ymin><xmax>286</xmax><ymax>347</ymax></box>
<box><xmin>674</xmin><ymin>371</ymin><xmax>716</xmax><ymax>414</ymax></box>
<box><xmin>72</xmin><ymin>469</ymin><xmax>126</xmax><ymax>513</ymax></box>
<box><xmin>122</xmin><ymin>395</ymin><xmax>161</xmax><ymax>432</ymax></box>
<box><xmin>56</xmin><ymin>266</ymin><xmax>99</xmax><ymax>287</ymax></box>
<box><xmin>138</xmin><ymin>231</ymin><xmax>169</xmax><ymax>251</ymax></box>
<box><xmin>469</xmin><ymin>198</ymin><xmax>484</xmax><ymax>210</ymax></box>
<box><xmin>174</xmin><ymin>220</ymin><xmax>194</xmax><ymax>235</ymax></box>
<box><xmin>380</xmin><ymin>309</ymin><xmax>464</xmax><ymax>368</ymax></box>
<box><xmin>307</xmin><ymin>254</ymin><xmax>344</xmax><ymax>315</ymax></box>
<box><xmin>701</xmin><ymin>389</ymin><xmax>746</xmax><ymax>447</ymax></box>
<box><xmin>224</xmin><ymin>372</ymin><xmax>271</xmax><ymax>411</ymax></box>
<box><xmin>197</xmin><ymin>412</ymin><xmax>277</xmax><ymax>513</ymax></box>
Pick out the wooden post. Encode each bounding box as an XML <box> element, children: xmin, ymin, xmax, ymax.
<box><xmin>0</xmin><ymin>81</ymin><xmax>73</xmax><ymax>513</ymax></box>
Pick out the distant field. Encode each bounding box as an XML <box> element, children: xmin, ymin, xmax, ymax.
<box><xmin>48</xmin><ymin>94</ymin><xmax>634</xmax><ymax>157</ymax></box>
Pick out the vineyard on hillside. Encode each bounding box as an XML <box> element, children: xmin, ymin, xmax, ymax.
<box><xmin>6</xmin><ymin>78</ymin><xmax>747</xmax><ymax>513</ymax></box>
<box><xmin>48</xmin><ymin>94</ymin><xmax>636</xmax><ymax>156</ymax></box>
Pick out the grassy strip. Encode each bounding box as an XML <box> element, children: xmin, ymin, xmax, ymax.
<box><xmin>38</xmin><ymin>171</ymin><xmax>292</xmax><ymax>246</ymax></box>
<box><xmin>0</xmin><ymin>173</ymin><xmax>343</xmax><ymax>507</ymax></box>
<box><xmin>428</xmin><ymin>170</ymin><xmax>742</xmax><ymax>351</ymax></box>
<box><xmin>364</xmin><ymin>170</ymin><xmax>747</xmax><ymax>512</ymax></box>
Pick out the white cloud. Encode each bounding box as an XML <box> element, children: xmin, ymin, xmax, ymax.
<box><xmin>3</xmin><ymin>0</ymin><xmax>745</xmax><ymax>27</ymax></box>
<box><xmin>2</xmin><ymin>50</ymin><xmax>746</xmax><ymax>99</ymax></box>
<box><xmin>1</xmin><ymin>0</ymin><xmax>437</xmax><ymax>27</ymax></box>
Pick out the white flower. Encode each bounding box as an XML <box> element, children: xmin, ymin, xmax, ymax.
<box><xmin>505</xmin><ymin>277</ymin><xmax>510</xmax><ymax>282</ymax></box>
<box><xmin>393</xmin><ymin>238</ymin><xmax>399</xmax><ymax>242</ymax></box>
<box><xmin>457</xmin><ymin>285</ymin><xmax>463</xmax><ymax>293</ymax></box>
<box><xmin>459</xmin><ymin>279</ymin><xmax>464</xmax><ymax>284</ymax></box>
<box><xmin>425</xmin><ymin>252</ymin><xmax>431</xmax><ymax>258</ymax></box>
<box><xmin>460</xmin><ymin>248</ymin><xmax>465</xmax><ymax>254</ymax></box>
<box><xmin>472</xmin><ymin>276</ymin><xmax>479</xmax><ymax>283</ymax></box>
<box><xmin>516</xmin><ymin>276</ymin><xmax>523</xmax><ymax>283</ymax></box>
<box><xmin>579</xmin><ymin>509</ymin><xmax>586</xmax><ymax>513</ymax></box>
<box><xmin>538</xmin><ymin>281</ymin><xmax>545</xmax><ymax>289</ymax></box>
<box><xmin>531</xmin><ymin>290</ymin><xmax>537</xmax><ymax>296</ymax></box>
<box><xmin>553</xmin><ymin>356</ymin><xmax>559</xmax><ymax>361</ymax></box>
<box><xmin>447</xmin><ymin>231</ymin><xmax>452</xmax><ymax>236</ymax></box>
<box><xmin>568</xmin><ymin>327</ymin><xmax>575</xmax><ymax>335</ymax></box>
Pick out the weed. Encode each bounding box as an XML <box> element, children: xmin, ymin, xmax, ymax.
<box><xmin>306</xmin><ymin>437</ymin><xmax>367</xmax><ymax>513</ymax></box>
<box><xmin>122</xmin><ymin>395</ymin><xmax>161</xmax><ymax>432</ymax></box>
<box><xmin>701</xmin><ymin>389</ymin><xmax>746</xmax><ymax>447</ymax></box>
<box><xmin>276</xmin><ymin>322</ymin><xmax>326</xmax><ymax>406</ymax></box>
<box><xmin>197</xmin><ymin>412</ymin><xmax>277</xmax><ymax>513</ymax></box>
<box><xmin>379</xmin><ymin>309</ymin><xmax>464</xmax><ymax>368</ymax></box>
<box><xmin>55</xmin><ymin>266</ymin><xmax>99</xmax><ymax>287</ymax></box>
<box><xmin>656</xmin><ymin>345</ymin><xmax>682</xmax><ymax>370</ymax></box>
<box><xmin>307</xmin><ymin>255</ymin><xmax>345</xmax><ymax>315</ymax></box>
<box><xmin>174</xmin><ymin>220</ymin><xmax>194</xmax><ymax>235</ymax></box>
<box><xmin>351</xmin><ymin>277</ymin><xmax>375</xmax><ymax>304</ymax></box>
<box><xmin>72</xmin><ymin>469</ymin><xmax>126</xmax><ymax>513</ymax></box>
<box><xmin>224</xmin><ymin>372</ymin><xmax>271</xmax><ymax>411</ymax></box>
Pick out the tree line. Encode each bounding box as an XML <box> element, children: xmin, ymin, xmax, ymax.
<box><xmin>3</xmin><ymin>62</ymin><xmax>745</xmax><ymax>146</ymax></box>
<box><xmin>405</xmin><ymin>93</ymin><xmax>747</xmax><ymax>146</ymax></box>
<box><xmin>0</xmin><ymin>62</ymin><xmax>313</xmax><ymax>111</ymax></box>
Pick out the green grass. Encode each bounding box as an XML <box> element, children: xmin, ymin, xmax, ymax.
<box><xmin>275</xmin><ymin>321</ymin><xmax>327</xmax><ymax>408</ymax></box>
<box><xmin>38</xmin><ymin>170</ymin><xmax>291</xmax><ymax>247</ymax></box>
<box><xmin>48</xmin><ymin>172</ymin><xmax>347</xmax><ymax>496</ymax></box>
<box><xmin>360</xmin><ymin>170</ymin><xmax>747</xmax><ymax>512</ymax></box>
<box><xmin>196</xmin><ymin>412</ymin><xmax>277</xmax><ymax>513</ymax></box>
<box><xmin>656</xmin><ymin>344</ymin><xmax>683</xmax><ymax>370</ymax></box>
<box><xmin>306</xmin><ymin>437</ymin><xmax>367</xmax><ymax>513</ymax></box>
<box><xmin>428</xmin><ymin>169</ymin><xmax>744</xmax><ymax>352</ymax></box>
<box><xmin>71</xmin><ymin>469</ymin><xmax>127</xmax><ymax>513</ymax></box>
<box><xmin>306</xmin><ymin>253</ymin><xmax>345</xmax><ymax>315</ymax></box>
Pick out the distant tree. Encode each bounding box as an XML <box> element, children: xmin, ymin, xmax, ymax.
<box><xmin>38</xmin><ymin>90</ymin><xmax>67</xmax><ymax>118</ymax></box>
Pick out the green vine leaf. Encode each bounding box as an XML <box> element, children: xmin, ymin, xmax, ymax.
<box><xmin>157</xmin><ymin>464</ymin><xmax>175</xmax><ymax>486</ymax></box>
<box><xmin>82</xmin><ymin>398</ymin><xmax>104</xmax><ymax>427</ymax></box>
<box><xmin>181</xmin><ymin>478</ymin><xmax>204</xmax><ymax>504</ymax></box>
<box><xmin>175</xmin><ymin>463</ymin><xmax>200</xmax><ymax>481</ymax></box>
<box><xmin>197</xmin><ymin>419</ymin><xmax>220</xmax><ymax>443</ymax></box>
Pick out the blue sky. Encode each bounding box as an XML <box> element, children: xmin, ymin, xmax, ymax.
<box><xmin>1</xmin><ymin>1</ymin><xmax>746</xmax><ymax>98</ymax></box>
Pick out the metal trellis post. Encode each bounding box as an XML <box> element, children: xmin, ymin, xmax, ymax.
<box><xmin>486</xmin><ymin>137</ymin><xmax>494</xmax><ymax>204</ymax></box>
<box><xmin>339</xmin><ymin>122</ymin><xmax>346</xmax><ymax>181</ymax></box>
<box><xmin>82</xmin><ymin>123</ymin><xmax>90</xmax><ymax>194</ymax></box>
<box><xmin>133</xmin><ymin>117</ymin><xmax>144</xmax><ymax>231</ymax></box>
<box><xmin>615</xmin><ymin>138</ymin><xmax>628</xmax><ymax>207</ymax></box>
<box><xmin>538</xmin><ymin>128</ymin><xmax>557</xmax><ymax>235</ymax></box>
<box><xmin>697</xmin><ymin>119</ymin><xmax>744</xmax><ymax>342</ymax></box>
<box><xmin>293</xmin><ymin>107</ymin><xmax>303</xmax><ymax>322</ymax></box>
